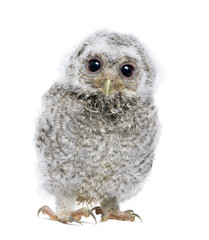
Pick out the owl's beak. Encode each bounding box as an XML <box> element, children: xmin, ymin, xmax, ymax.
<box><xmin>102</xmin><ymin>79</ymin><xmax>113</xmax><ymax>97</ymax></box>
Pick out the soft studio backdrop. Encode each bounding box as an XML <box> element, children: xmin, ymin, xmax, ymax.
<box><xmin>0</xmin><ymin>0</ymin><xmax>208</xmax><ymax>239</ymax></box>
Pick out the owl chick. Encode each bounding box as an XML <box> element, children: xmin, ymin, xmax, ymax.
<box><xmin>36</xmin><ymin>30</ymin><xmax>159</xmax><ymax>224</ymax></box>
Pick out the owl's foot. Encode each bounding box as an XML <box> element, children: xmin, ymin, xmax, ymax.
<box><xmin>92</xmin><ymin>206</ymin><xmax>142</xmax><ymax>222</ymax></box>
<box><xmin>37</xmin><ymin>205</ymin><xmax>96</xmax><ymax>224</ymax></box>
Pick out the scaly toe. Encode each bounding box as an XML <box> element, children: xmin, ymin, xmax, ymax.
<box><xmin>59</xmin><ymin>216</ymin><xmax>82</xmax><ymax>225</ymax></box>
<box><xmin>70</xmin><ymin>207</ymin><xmax>97</xmax><ymax>224</ymax></box>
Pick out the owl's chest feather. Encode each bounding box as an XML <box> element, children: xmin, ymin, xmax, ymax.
<box><xmin>65</xmin><ymin>101</ymin><xmax>150</xmax><ymax>158</ymax></box>
<box><xmin>37</xmin><ymin>96</ymin><xmax>158</xmax><ymax>200</ymax></box>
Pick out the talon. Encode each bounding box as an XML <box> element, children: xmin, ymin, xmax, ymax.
<box><xmin>37</xmin><ymin>207</ymin><xmax>43</xmax><ymax>218</ymax></box>
<box><xmin>132</xmin><ymin>213</ymin><xmax>142</xmax><ymax>222</ymax></box>
<box><xmin>87</xmin><ymin>209</ymin><xmax>97</xmax><ymax>224</ymax></box>
<box><xmin>37</xmin><ymin>205</ymin><xmax>58</xmax><ymax>221</ymax></box>
<box><xmin>91</xmin><ymin>206</ymin><xmax>103</xmax><ymax>215</ymax></box>
<box><xmin>37</xmin><ymin>205</ymin><xmax>48</xmax><ymax>217</ymax></box>
<box><xmin>124</xmin><ymin>209</ymin><xmax>142</xmax><ymax>222</ymax></box>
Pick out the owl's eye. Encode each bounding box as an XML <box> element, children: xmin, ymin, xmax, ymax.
<box><xmin>120</xmin><ymin>64</ymin><xmax>135</xmax><ymax>78</ymax></box>
<box><xmin>88</xmin><ymin>58</ymin><xmax>102</xmax><ymax>72</ymax></box>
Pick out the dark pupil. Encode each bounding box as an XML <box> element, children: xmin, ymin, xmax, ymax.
<box><xmin>121</xmin><ymin>65</ymin><xmax>134</xmax><ymax>77</ymax></box>
<box><xmin>88</xmin><ymin>59</ymin><xmax>101</xmax><ymax>72</ymax></box>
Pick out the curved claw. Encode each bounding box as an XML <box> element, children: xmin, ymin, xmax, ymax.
<box><xmin>132</xmin><ymin>213</ymin><xmax>142</xmax><ymax>222</ymax></box>
<box><xmin>124</xmin><ymin>209</ymin><xmax>142</xmax><ymax>222</ymax></box>
<box><xmin>91</xmin><ymin>206</ymin><xmax>103</xmax><ymax>215</ymax></box>
<box><xmin>37</xmin><ymin>205</ymin><xmax>58</xmax><ymax>221</ymax></box>
<box><xmin>87</xmin><ymin>209</ymin><xmax>97</xmax><ymax>224</ymax></box>
<box><xmin>37</xmin><ymin>205</ymin><xmax>49</xmax><ymax>218</ymax></box>
<box><xmin>37</xmin><ymin>207</ymin><xmax>43</xmax><ymax>218</ymax></box>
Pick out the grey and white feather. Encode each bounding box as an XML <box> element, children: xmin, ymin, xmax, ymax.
<box><xmin>36</xmin><ymin>30</ymin><xmax>159</xmax><ymax>223</ymax></box>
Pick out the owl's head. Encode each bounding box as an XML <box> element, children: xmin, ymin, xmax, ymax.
<box><xmin>64</xmin><ymin>30</ymin><xmax>155</xmax><ymax>99</ymax></box>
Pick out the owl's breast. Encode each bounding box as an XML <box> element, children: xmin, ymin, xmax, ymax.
<box><xmin>37</xmin><ymin>96</ymin><xmax>158</xmax><ymax>200</ymax></box>
<box><xmin>65</xmin><ymin>100</ymin><xmax>157</xmax><ymax>169</ymax></box>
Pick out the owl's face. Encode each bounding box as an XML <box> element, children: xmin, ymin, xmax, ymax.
<box><xmin>65</xmin><ymin>31</ymin><xmax>155</xmax><ymax>98</ymax></box>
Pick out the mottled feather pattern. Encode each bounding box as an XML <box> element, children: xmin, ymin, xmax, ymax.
<box><xmin>36</xmin><ymin>84</ymin><xmax>158</xmax><ymax>203</ymax></box>
<box><xmin>36</xmin><ymin>30</ymin><xmax>159</xmax><ymax>218</ymax></box>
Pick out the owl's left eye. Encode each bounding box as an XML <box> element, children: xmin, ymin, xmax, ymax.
<box><xmin>88</xmin><ymin>58</ymin><xmax>102</xmax><ymax>72</ymax></box>
<box><xmin>120</xmin><ymin>64</ymin><xmax>135</xmax><ymax>78</ymax></box>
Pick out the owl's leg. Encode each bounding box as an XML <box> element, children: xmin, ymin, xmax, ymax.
<box><xmin>37</xmin><ymin>197</ymin><xmax>81</xmax><ymax>224</ymax></box>
<box><xmin>38</xmin><ymin>196</ymin><xmax>96</xmax><ymax>224</ymax></box>
<box><xmin>92</xmin><ymin>197</ymin><xmax>141</xmax><ymax>222</ymax></box>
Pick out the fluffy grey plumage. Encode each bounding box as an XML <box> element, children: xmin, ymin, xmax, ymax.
<box><xmin>36</xmin><ymin>30</ymin><xmax>159</xmax><ymax>223</ymax></box>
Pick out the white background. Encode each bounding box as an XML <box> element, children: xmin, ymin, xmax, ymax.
<box><xmin>0</xmin><ymin>0</ymin><xmax>208</xmax><ymax>239</ymax></box>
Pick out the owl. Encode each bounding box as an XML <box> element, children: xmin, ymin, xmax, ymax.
<box><xmin>36</xmin><ymin>30</ymin><xmax>159</xmax><ymax>224</ymax></box>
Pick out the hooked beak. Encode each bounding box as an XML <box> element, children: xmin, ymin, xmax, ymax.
<box><xmin>102</xmin><ymin>79</ymin><xmax>113</xmax><ymax>97</ymax></box>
